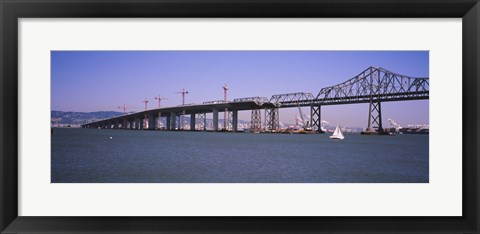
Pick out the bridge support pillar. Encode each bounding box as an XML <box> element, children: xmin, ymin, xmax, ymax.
<box><xmin>197</xmin><ymin>113</ymin><xmax>206</xmax><ymax>131</ymax></box>
<box><xmin>148</xmin><ymin>114</ymin><xmax>155</xmax><ymax>130</ymax></box>
<box><xmin>190</xmin><ymin>113</ymin><xmax>196</xmax><ymax>131</ymax></box>
<box><xmin>362</xmin><ymin>99</ymin><xmax>384</xmax><ymax>135</ymax></box>
<box><xmin>265</xmin><ymin>108</ymin><xmax>279</xmax><ymax>132</ymax></box>
<box><xmin>311</xmin><ymin>105</ymin><xmax>324</xmax><ymax>133</ymax></box>
<box><xmin>251</xmin><ymin>109</ymin><xmax>262</xmax><ymax>132</ymax></box>
<box><xmin>232</xmin><ymin>110</ymin><xmax>238</xmax><ymax>132</ymax></box>
<box><xmin>135</xmin><ymin>118</ymin><xmax>143</xmax><ymax>130</ymax></box>
<box><xmin>157</xmin><ymin>112</ymin><xmax>162</xmax><ymax>129</ymax></box>
<box><xmin>129</xmin><ymin>120</ymin><xmax>134</xmax><ymax>129</ymax></box>
<box><xmin>166</xmin><ymin>115</ymin><xmax>170</xmax><ymax>130</ymax></box>
<box><xmin>176</xmin><ymin>116</ymin><xmax>181</xmax><ymax>130</ymax></box>
<box><xmin>213</xmin><ymin>109</ymin><xmax>219</xmax><ymax>131</ymax></box>
<box><xmin>170</xmin><ymin>112</ymin><xmax>176</xmax><ymax>130</ymax></box>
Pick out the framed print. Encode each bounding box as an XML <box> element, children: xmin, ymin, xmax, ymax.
<box><xmin>1</xmin><ymin>0</ymin><xmax>479</xmax><ymax>233</ymax></box>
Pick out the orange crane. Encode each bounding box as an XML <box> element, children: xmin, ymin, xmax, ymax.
<box><xmin>117</xmin><ymin>104</ymin><xmax>132</xmax><ymax>114</ymax></box>
<box><xmin>154</xmin><ymin>95</ymin><xmax>167</xmax><ymax>109</ymax></box>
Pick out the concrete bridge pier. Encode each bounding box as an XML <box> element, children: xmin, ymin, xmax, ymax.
<box><xmin>148</xmin><ymin>114</ymin><xmax>155</xmax><ymax>130</ymax></box>
<box><xmin>166</xmin><ymin>114</ymin><xmax>170</xmax><ymax>130</ymax></box>
<box><xmin>129</xmin><ymin>120</ymin><xmax>134</xmax><ymax>129</ymax></box>
<box><xmin>169</xmin><ymin>112</ymin><xmax>176</xmax><ymax>130</ymax></box>
<box><xmin>190</xmin><ymin>113</ymin><xmax>196</xmax><ymax>131</ymax></box>
<box><xmin>156</xmin><ymin>112</ymin><xmax>162</xmax><ymax>129</ymax></box>
<box><xmin>213</xmin><ymin>109</ymin><xmax>219</xmax><ymax>131</ymax></box>
<box><xmin>134</xmin><ymin>118</ymin><xmax>140</xmax><ymax>130</ymax></box>
<box><xmin>232</xmin><ymin>110</ymin><xmax>238</xmax><ymax>132</ymax></box>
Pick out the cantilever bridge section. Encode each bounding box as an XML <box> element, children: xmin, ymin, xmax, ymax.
<box><xmin>82</xmin><ymin>66</ymin><xmax>429</xmax><ymax>134</ymax></box>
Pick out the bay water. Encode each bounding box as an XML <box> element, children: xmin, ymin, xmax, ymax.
<box><xmin>51</xmin><ymin>128</ymin><xmax>428</xmax><ymax>183</ymax></box>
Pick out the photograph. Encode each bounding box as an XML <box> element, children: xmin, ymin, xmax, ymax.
<box><xmin>51</xmin><ymin>50</ymin><xmax>429</xmax><ymax>183</ymax></box>
<box><xmin>2</xmin><ymin>0</ymin><xmax>478</xmax><ymax>232</ymax></box>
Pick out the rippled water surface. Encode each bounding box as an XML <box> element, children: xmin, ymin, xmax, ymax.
<box><xmin>51</xmin><ymin>128</ymin><xmax>428</xmax><ymax>183</ymax></box>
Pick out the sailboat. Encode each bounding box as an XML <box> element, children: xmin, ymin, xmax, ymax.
<box><xmin>330</xmin><ymin>125</ymin><xmax>345</xmax><ymax>140</ymax></box>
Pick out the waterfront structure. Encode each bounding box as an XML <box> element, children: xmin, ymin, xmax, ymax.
<box><xmin>81</xmin><ymin>67</ymin><xmax>429</xmax><ymax>134</ymax></box>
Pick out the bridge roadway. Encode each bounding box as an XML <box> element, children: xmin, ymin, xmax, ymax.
<box><xmin>81</xmin><ymin>66</ymin><xmax>429</xmax><ymax>133</ymax></box>
<box><xmin>82</xmin><ymin>100</ymin><xmax>276</xmax><ymax>132</ymax></box>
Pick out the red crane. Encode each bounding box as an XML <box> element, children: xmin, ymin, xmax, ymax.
<box><xmin>142</xmin><ymin>98</ymin><xmax>149</xmax><ymax>110</ymax></box>
<box><xmin>154</xmin><ymin>95</ymin><xmax>168</xmax><ymax>109</ymax></box>
<box><xmin>117</xmin><ymin>104</ymin><xmax>132</xmax><ymax>113</ymax></box>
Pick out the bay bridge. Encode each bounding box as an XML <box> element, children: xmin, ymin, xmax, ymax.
<box><xmin>81</xmin><ymin>66</ymin><xmax>429</xmax><ymax>134</ymax></box>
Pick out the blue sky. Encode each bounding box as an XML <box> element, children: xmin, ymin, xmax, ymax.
<box><xmin>51</xmin><ymin>51</ymin><xmax>429</xmax><ymax>128</ymax></box>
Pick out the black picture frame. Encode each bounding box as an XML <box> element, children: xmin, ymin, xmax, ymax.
<box><xmin>1</xmin><ymin>0</ymin><xmax>478</xmax><ymax>233</ymax></box>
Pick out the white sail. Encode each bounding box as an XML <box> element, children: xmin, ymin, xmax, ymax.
<box><xmin>330</xmin><ymin>125</ymin><xmax>345</xmax><ymax>139</ymax></box>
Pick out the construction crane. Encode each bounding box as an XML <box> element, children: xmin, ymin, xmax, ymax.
<box><xmin>175</xmin><ymin>88</ymin><xmax>189</xmax><ymax>130</ymax></box>
<box><xmin>320</xmin><ymin>120</ymin><xmax>329</xmax><ymax>132</ymax></box>
<box><xmin>295</xmin><ymin>115</ymin><xmax>304</xmax><ymax>128</ymax></box>
<box><xmin>142</xmin><ymin>98</ymin><xmax>149</xmax><ymax>110</ymax></box>
<box><xmin>223</xmin><ymin>84</ymin><xmax>229</xmax><ymax>130</ymax></box>
<box><xmin>154</xmin><ymin>95</ymin><xmax>167</xmax><ymax>109</ymax></box>
<box><xmin>117</xmin><ymin>104</ymin><xmax>132</xmax><ymax>114</ymax></box>
<box><xmin>154</xmin><ymin>95</ymin><xmax>167</xmax><ymax>129</ymax></box>
<box><xmin>388</xmin><ymin>118</ymin><xmax>402</xmax><ymax>134</ymax></box>
<box><xmin>296</xmin><ymin>102</ymin><xmax>311</xmax><ymax>130</ymax></box>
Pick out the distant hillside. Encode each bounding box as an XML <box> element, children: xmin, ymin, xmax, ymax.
<box><xmin>51</xmin><ymin>111</ymin><xmax>124</xmax><ymax>126</ymax></box>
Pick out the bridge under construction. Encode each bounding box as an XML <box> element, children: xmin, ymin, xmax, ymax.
<box><xmin>81</xmin><ymin>66</ymin><xmax>429</xmax><ymax>134</ymax></box>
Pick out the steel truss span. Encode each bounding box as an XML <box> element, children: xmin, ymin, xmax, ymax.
<box><xmin>315</xmin><ymin>66</ymin><xmax>429</xmax><ymax>105</ymax></box>
<box><xmin>269</xmin><ymin>66</ymin><xmax>429</xmax><ymax>108</ymax></box>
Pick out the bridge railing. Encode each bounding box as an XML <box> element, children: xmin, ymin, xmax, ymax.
<box><xmin>269</xmin><ymin>92</ymin><xmax>316</xmax><ymax>107</ymax></box>
<box><xmin>233</xmin><ymin>96</ymin><xmax>270</xmax><ymax>105</ymax></box>
<box><xmin>203</xmin><ymin>100</ymin><xmax>227</xmax><ymax>104</ymax></box>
